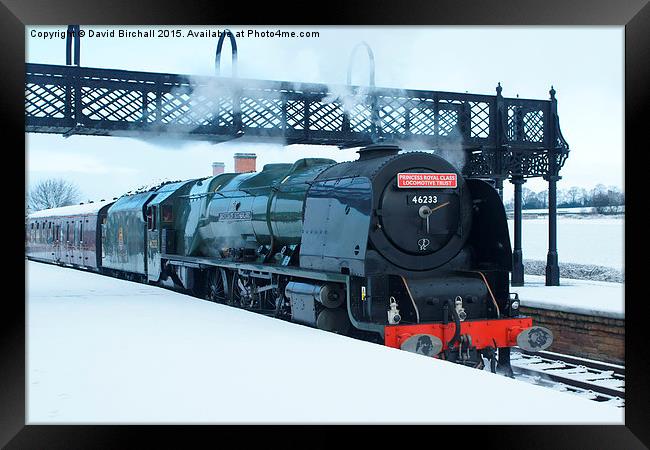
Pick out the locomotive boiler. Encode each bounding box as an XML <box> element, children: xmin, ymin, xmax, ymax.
<box><xmin>26</xmin><ymin>144</ymin><xmax>553</xmax><ymax>372</ymax></box>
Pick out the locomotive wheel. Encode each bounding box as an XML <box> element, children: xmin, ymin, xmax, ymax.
<box><xmin>230</xmin><ymin>271</ymin><xmax>256</xmax><ymax>309</ymax></box>
<box><xmin>207</xmin><ymin>269</ymin><xmax>227</xmax><ymax>303</ymax></box>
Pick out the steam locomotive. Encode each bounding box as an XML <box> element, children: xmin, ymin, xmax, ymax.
<box><xmin>26</xmin><ymin>144</ymin><xmax>553</xmax><ymax>373</ymax></box>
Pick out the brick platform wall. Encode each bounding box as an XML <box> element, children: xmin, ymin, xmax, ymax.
<box><xmin>519</xmin><ymin>306</ymin><xmax>624</xmax><ymax>365</ymax></box>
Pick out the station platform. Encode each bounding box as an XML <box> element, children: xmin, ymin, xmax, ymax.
<box><xmin>26</xmin><ymin>260</ymin><xmax>622</xmax><ymax>423</ymax></box>
<box><xmin>513</xmin><ymin>275</ymin><xmax>624</xmax><ymax>364</ymax></box>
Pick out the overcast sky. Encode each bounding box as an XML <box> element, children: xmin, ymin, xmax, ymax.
<box><xmin>26</xmin><ymin>26</ymin><xmax>623</xmax><ymax>202</ymax></box>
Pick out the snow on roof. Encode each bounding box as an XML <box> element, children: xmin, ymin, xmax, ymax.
<box><xmin>28</xmin><ymin>199</ymin><xmax>114</xmax><ymax>219</ymax></box>
<box><xmin>133</xmin><ymin>178</ymin><xmax>193</xmax><ymax>194</ymax></box>
<box><xmin>27</xmin><ymin>260</ymin><xmax>623</xmax><ymax>424</ymax></box>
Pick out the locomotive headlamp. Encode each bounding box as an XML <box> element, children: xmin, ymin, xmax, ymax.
<box><xmin>510</xmin><ymin>293</ymin><xmax>520</xmax><ymax>311</ymax></box>
<box><xmin>455</xmin><ymin>296</ymin><xmax>467</xmax><ymax>321</ymax></box>
<box><xmin>388</xmin><ymin>297</ymin><xmax>401</xmax><ymax>325</ymax></box>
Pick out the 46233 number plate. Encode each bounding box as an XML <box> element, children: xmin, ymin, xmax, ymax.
<box><xmin>409</xmin><ymin>195</ymin><xmax>438</xmax><ymax>205</ymax></box>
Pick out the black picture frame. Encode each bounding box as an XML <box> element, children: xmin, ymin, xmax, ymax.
<box><xmin>5</xmin><ymin>0</ymin><xmax>647</xmax><ymax>447</ymax></box>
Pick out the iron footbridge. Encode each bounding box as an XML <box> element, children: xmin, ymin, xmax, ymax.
<box><xmin>25</xmin><ymin>62</ymin><xmax>568</xmax><ymax>180</ymax></box>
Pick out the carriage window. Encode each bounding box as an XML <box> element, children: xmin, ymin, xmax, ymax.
<box><xmin>162</xmin><ymin>205</ymin><xmax>173</xmax><ymax>223</ymax></box>
<box><xmin>49</xmin><ymin>222</ymin><xmax>52</xmax><ymax>229</ymax></box>
<box><xmin>66</xmin><ymin>222</ymin><xmax>70</xmax><ymax>242</ymax></box>
<box><xmin>80</xmin><ymin>221</ymin><xmax>83</xmax><ymax>242</ymax></box>
<box><xmin>147</xmin><ymin>206</ymin><xmax>157</xmax><ymax>230</ymax></box>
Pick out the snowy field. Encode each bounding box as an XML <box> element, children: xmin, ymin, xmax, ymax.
<box><xmin>512</xmin><ymin>206</ymin><xmax>625</xmax><ymax>216</ymax></box>
<box><xmin>26</xmin><ymin>260</ymin><xmax>622</xmax><ymax>424</ymax></box>
<box><xmin>507</xmin><ymin>217</ymin><xmax>624</xmax><ymax>270</ymax></box>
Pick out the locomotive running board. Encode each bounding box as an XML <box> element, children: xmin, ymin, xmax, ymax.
<box><xmin>162</xmin><ymin>254</ymin><xmax>348</xmax><ymax>283</ymax></box>
<box><xmin>161</xmin><ymin>253</ymin><xmax>385</xmax><ymax>336</ymax></box>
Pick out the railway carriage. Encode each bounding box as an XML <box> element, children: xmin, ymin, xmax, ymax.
<box><xmin>26</xmin><ymin>200</ymin><xmax>113</xmax><ymax>270</ymax></box>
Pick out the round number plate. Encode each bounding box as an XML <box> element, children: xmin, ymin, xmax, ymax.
<box><xmin>400</xmin><ymin>334</ymin><xmax>443</xmax><ymax>357</ymax></box>
<box><xmin>516</xmin><ymin>326</ymin><xmax>554</xmax><ymax>352</ymax></box>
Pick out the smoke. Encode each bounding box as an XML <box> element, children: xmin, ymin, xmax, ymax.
<box><xmin>117</xmin><ymin>74</ymin><xmax>261</xmax><ymax>147</ymax></box>
<box><xmin>322</xmin><ymin>83</ymin><xmax>373</xmax><ymax>119</ymax></box>
<box><xmin>116</xmin><ymin>45</ymin><xmax>468</xmax><ymax>175</ymax></box>
<box><xmin>389</xmin><ymin>135</ymin><xmax>466</xmax><ymax>172</ymax></box>
<box><xmin>432</xmin><ymin>133</ymin><xmax>467</xmax><ymax>172</ymax></box>
<box><xmin>323</xmin><ymin>82</ymin><xmax>467</xmax><ymax>172</ymax></box>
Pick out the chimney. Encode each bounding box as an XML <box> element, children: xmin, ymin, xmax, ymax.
<box><xmin>234</xmin><ymin>153</ymin><xmax>257</xmax><ymax>173</ymax></box>
<box><xmin>212</xmin><ymin>162</ymin><xmax>225</xmax><ymax>176</ymax></box>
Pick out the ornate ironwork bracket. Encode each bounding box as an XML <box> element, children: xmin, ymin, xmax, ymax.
<box><xmin>215</xmin><ymin>29</ymin><xmax>238</xmax><ymax>77</ymax></box>
<box><xmin>65</xmin><ymin>25</ymin><xmax>80</xmax><ymax>66</ymax></box>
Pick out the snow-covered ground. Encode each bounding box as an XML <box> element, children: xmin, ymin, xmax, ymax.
<box><xmin>26</xmin><ymin>260</ymin><xmax>622</xmax><ymax>424</ymax></box>
<box><xmin>513</xmin><ymin>275</ymin><xmax>623</xmax><ymax>318</ymax></box>
<box><xmin>507</xmin><ymin>217</ymin><xmax>624</xmax><ymax>270</ymax></box>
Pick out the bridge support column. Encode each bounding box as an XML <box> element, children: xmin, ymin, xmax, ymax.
<box><xmin>510</xmin><ymin>176</ymin><xmax>525</xmax><ymax>286</ymax></box>
<box><xmin>494</xmin><ymin>178</ymin><xmax>504</xmax><ymax>199</ymax></box>
<box><xmin>545</xmin><ymin>174</ymin><xmax>561</xmax><ymax>286</ymax></box>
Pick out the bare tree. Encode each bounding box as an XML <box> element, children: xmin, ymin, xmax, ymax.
<box><xmin>566</xmin><ymin>186</ymin><xmax>582</xmax><ymax>206</ymax></box>
<box><xmin>28</xmin><ymin>178</ymin><xmax>81</xmax><ymax>211</ymax></box>
<box><xmin>536</xmin><ymin>189</ymin><xmax>548</xmax><ymax>209</ymax></box>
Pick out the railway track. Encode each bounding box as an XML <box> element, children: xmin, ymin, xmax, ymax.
<box><xmin>508</xmin><ymin>349</ymin><xmax>625</xmax><ymax>407</ymax></box>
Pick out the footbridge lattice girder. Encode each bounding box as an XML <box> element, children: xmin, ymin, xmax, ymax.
<box><xmin>25</xmin><ymin>63</ymin><xmax>569</xmax><ymax>179</ymax></box>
